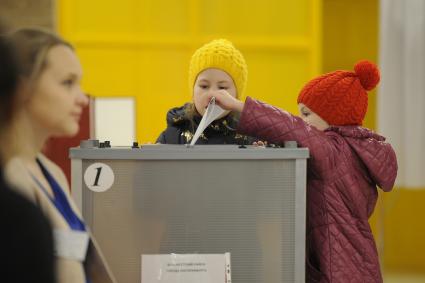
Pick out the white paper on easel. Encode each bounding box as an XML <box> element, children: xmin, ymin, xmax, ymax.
<box><xmin>141</xmin><ymin>253</ymin><xmax>230</xmax><ymax>283</ymax></box>
<box><xmin>190</xmin><ymin>97</ymin><xmax>226</xmax><ymax>146</ymax></box>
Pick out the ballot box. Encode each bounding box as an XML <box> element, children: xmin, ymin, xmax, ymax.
<box><xmin>70</xmin><ymin>143</ymin><xmax>309</xmax><ymax>283</ymax></box>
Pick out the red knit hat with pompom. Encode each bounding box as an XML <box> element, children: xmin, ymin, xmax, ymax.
<box><xmin>297</xmin><ymin>60</ymin><xmax>380</xmax><ymax>126</ymax></box>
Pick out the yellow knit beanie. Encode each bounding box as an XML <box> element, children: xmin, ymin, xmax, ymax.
<box><xmin>188</xmin><ymin>39</ymin><xmax>248</xmax><ymax>98</ymax></box>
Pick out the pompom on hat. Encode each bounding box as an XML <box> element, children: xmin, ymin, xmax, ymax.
<box><xmin>188</xmin><ymin>39</ymin><xmax>248</xmax><ymax>98</ymax></box>
<box><xmin>297</xmin><ymin>60</ymin><xmax>380</xmax><ymax>126</ymax></box>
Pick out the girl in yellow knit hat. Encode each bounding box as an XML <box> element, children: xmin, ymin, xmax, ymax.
<box><xmin>156</xmin><ymin>39</ymin><xmax>253</xmax><ymax>145</ymax></box>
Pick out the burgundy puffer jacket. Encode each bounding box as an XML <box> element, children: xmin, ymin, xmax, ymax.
<box><xmin>238</xmin><ymin>97</ymin><xmax>398</xmax><ymax>283</ymax></box>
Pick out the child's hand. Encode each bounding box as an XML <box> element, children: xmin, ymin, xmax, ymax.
<box><xmin>207</xmin><ymin>90</ymin><xmax>244</xmax><ymax>112</ymax></box>
<box><xmin>253</xmin><ymin>140</ymin><xmax>267</xmax><ymax>147</ymax></box>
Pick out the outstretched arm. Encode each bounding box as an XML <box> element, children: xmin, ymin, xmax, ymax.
<box><xmin>209</xmin><ymin>93</ymin><xmax>338</xmax><ymax>170</ymax></box>
<box><xmin>237</xmin><ymin>97</ymin><xmax>335</xmax><ymax>154</ymax></box>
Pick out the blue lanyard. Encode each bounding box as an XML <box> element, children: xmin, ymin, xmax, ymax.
<box><xmin>32</xmin><ymin>159</ymin><xmax>92</xmax><ymax>283</ymax></box>
<box><xmin>31</xmin><ymin>159</ymin><xmax>86</xmax><ymax>232</ymax></box>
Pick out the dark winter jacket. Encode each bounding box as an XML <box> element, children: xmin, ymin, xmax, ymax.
<box><xmin>157</xmin><ymin>103</ymin><xmax>254</xmax><ymax>145</ymax></box>
<box><xmin>237</xmin><ymin>97</ymin><xmax>398</xmax><ymax>283</ymax></box>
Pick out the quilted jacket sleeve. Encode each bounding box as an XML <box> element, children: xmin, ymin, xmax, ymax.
<box><xmin>237</xmin><ymin>97</ymin><xmax>337</xmax><ymax>170</ymax></box>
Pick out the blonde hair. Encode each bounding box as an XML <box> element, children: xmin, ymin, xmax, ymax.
<box><xmin>7</xmin><ymin>28</ymin><xmax>73</xmax><ymax>83</ymax></box>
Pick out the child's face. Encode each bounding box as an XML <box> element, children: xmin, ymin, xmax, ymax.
<box><xmin>298</xmin><ymin>103</ymin><xmax>329</xmax><ymax>131</ymax></box>
<box><xmin>193</xmin><ymin>68</ymin><xmax>237</xmax><ymax>117</ymax></box>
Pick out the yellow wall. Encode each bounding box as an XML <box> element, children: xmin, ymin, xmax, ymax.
<box><xmin>323</xmin><ymin>0</ymin><xmax>378</xmax><ymax>130</ymax></box>
<box><xmin>58</xmin><ymin>0</ymin><xmax>322</xmax><ymax>143</ymax></box>
<box><xmin>382</xmin><ymin>189</ymin><xmax>425</xmax><ymax>272</ymax></box>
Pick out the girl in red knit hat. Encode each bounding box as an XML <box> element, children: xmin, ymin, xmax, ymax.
<box><xmin>206</xmin><ymin>60</ymin><xmax>398</xmax><ymax>283</ymax></box>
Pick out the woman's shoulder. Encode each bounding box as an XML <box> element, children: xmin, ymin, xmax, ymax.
<box><xmin>37</xmin><ymin>154</ymin><xmax>85</xmax><ymax>220</ymax></box>
<box><xmin>37</xmin><ymin>154</ymin><xmax>62</xmax><ymax>174</ymax></box>
<box><xmin>37</xmin><ymin>154</ymin><xmax>70</xmax><ymax>191</ymax></box>
<box><xmin>4</xmin><ymin>157</ymin><xmax>35</xmax><ymax>201</ymax></box>
<box><xmin>4</xmin><ymin>154</ymin><xmax>71</xmax><ymax>200</ymax></box>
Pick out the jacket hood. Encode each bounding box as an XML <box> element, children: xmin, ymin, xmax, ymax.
<box><xmin>327</xmin><ymin>126</ymin><xmax>398</xmax><ymax>191</ymax></box>
<box><xmin>165</xmin><ymin>104</ymin><xmax>190</xmax><ymax>126</ymax></box>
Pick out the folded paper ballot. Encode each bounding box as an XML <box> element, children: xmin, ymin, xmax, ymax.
<box><xmin>190</xmin><ymin>97</ymin><xmax>226</xmax><ymax>146</ymax></box>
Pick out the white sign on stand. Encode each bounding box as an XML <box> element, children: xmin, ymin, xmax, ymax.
<box><xmin>141</xmin><ymin>253</ymin><xmax>231</xmax><ymax>283</ymax></box>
